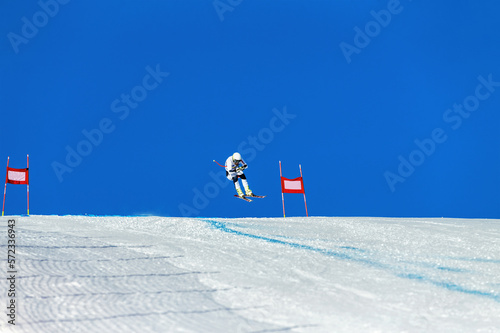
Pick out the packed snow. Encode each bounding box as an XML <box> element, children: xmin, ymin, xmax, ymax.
<box><xmin>1</xmin><ymin>215</ymin><xmax>499</xmax><ymax>332</ymax></box>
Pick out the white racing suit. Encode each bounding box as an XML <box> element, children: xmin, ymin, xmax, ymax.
<box><xmin>225</xmin><ymin>156</ymin><xmax>252</xmax><ymax>196</ymax></box>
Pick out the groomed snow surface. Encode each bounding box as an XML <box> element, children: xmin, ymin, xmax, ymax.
<box><xmin>1</xmin><ymin>216</ymin><xmax>499</xmax><ymax>332</ymax></box>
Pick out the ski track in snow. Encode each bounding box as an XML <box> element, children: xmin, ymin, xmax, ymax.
<box><xmin>0</xmin><ymin>215</ymin><xmax>499</xmax><ymax>332</ymax></box>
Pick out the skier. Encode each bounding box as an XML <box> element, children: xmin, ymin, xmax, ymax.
<box><xmin>225</xmin><ymin>152</ymin><xmax>253</xmax><ymax>198</ymax></box>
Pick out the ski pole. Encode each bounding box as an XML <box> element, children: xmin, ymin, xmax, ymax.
<box><xmin>213</xmin><ymin>160</ymin><xmax>226</xmax><ymax>168</ymax></box>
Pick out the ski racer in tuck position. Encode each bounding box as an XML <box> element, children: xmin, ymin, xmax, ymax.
<box><xmin>225</xmin><ymin>152</ymin><xmax>253</xmax><ymax>198</ymax></box>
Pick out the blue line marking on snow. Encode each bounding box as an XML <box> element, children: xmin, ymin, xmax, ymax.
<box><xmin>401</xmin><ymin>260</ymin><xmax>470</xmax><ymax>273</ymax></box>
<box><xmin>271</xmin><ymin>234</ymin><xmax>366</xmax><ymax>252</ymax></box>
<box><xmin>435</xmin><ymin>266</ymin><xmax>466</xmax><ymax>273</ymax></box>
<box><xmin>203</xmin><ymin>219</ymin><xmax>500</xmax><ymax>303</ymax></box>
<box><xmin>204</xmin><ymin>219</ymin><xmax>367</xmax><ymax>263</ymax></box>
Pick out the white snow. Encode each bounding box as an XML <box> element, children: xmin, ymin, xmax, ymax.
<box><xmin>1</xmin><ymin>215</ymin><xmax>499</xmax><ymax>332</ymax></box>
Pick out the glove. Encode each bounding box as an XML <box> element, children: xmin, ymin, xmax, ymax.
<box><xmin>236</xmin><ymin>164</ymin><xmax>247</xmax><ymax>172</ymax></box>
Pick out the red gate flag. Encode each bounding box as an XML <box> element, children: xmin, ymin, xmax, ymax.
<box><xmin>279</xmin><ymin>161</ymin><xmax>308</xmax><ymax>218</ymax></box>
<box><xmin>7</xmin><ymin>167</ymin><xmax>29</xmax><ymax>185</ymax></box>
<box><xmin>281</xmin><ymin>176</ymin><xmax>304</xmax><ymax>194</ymax></box>
<box><xmin>2</xmin><ymin>155</ymin><xmax>30</xmax><ymax>216</ymax></box>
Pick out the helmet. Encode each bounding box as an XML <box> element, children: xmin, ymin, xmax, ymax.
<box><xmin>232</xmin><ymin>152</ymin><xmax>242</xmax><ymax>162</ymax></box>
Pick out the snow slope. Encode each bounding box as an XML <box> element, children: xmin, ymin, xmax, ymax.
<box><xmin>1</xmin><ymin>216</ymin><xmax>499</xmax><ymax>332</ymax></box>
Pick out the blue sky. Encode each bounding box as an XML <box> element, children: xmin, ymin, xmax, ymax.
<box><xmin>1</xmin><ymin>0</ymin><xmax>499</xmax><ymax>218</ymax></box>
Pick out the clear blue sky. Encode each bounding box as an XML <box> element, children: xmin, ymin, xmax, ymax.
<box><xmin>1</xmin><ymin>0</ymin><xmax>499</xmax><ymax>218</ymax></box>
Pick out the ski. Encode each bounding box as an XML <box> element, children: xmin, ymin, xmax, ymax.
<box><xmin>233</xmin><ymin>194</ymin><xmax>266</xmax><ymax>201</ymax></box>
<box><xmin>234</xmin><ymin>195</ymin><xmax>252</xmax><ymax>202</ymax></box>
